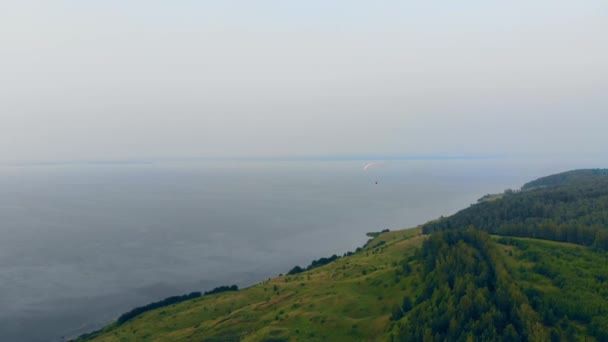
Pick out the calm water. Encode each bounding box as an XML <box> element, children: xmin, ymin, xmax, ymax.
<box><xmin>0</xmin><ymin>159</ymin><xmax>586</xmax><ymax>341</ymax></box>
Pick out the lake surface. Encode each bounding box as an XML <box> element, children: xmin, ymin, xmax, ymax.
<box><xmin>0</xmin><ymin>159</ymin><xmax>587</xmax><ymax>341</ymax></box>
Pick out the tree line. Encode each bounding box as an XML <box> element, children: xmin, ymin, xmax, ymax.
<box><xmin>116</xmin><ymin>284</ymin><xmax>239</xmax><ymax>326</ymax></box>
<box><xmin>287</xmin><ymin>254</ymin><xmax>340</xmax><ymax>275</ymax></box>
<box><xmin>117</xmin><ymin>291</ymin><xmax>202</xmax><ymax>325</ymax></box>
<box><xmin>423</xmin><ymin>170</ymin><xmax>608</xmax><ymax>250</ymax></box>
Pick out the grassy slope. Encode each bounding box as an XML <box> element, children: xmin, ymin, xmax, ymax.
<box><xmin>80</xmin><ymin>170</ymin><xmax>608</xmax><ymax>341</ymax></box>
<box><xmin>86</xmin><ymin>228</ymin><xmax>425</xmax><ymax>342</ymax></box>
<box><xmin>84</xmin><ymin>229</ymin><xmax>608</xmax><ymax>341</ymax></box>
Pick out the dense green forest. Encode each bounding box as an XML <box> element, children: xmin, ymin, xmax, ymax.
<box><xmin>522</xmin><ymin>169</ymin><xmax>608</xmax><ymax>190</ymax></box>
<box><xmin>391</xmin><ymin>229</ymin><xmax>608</xmax><ymax>341</ymax></box>
<box><xmin>395</xmin><ymin>229</ymin><xmax>544</xmax><ymax>341</ymax></box>
<box><xmin>423</xmin><ymin>169</ymin><xmax>608</xmax><ymax>250</ymax></box>
<box><xmin>498</xmin><ymin>237</ymin><xmax>608</xmax><ymax>340</ymax></box>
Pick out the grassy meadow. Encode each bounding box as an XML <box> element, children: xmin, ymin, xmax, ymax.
<box><xmin>80</xmin><ymin>228</ymin><xmax>425</xmax><ymax>341</ymax></box>
<box><xmin>79</xmin><ymin>228</ymin><xmax>608</xmax><ymax>341</ymax></box>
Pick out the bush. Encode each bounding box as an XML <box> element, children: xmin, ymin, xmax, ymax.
<box><xmin>204</xmin><ymin>285</ymin><xmax>238</xmax><ymax>296</ymax></box>
<box><xmin>117</xmin><ymin>292</ymin><xmax>202</xmax><ymax>325</ymax></box>
<box><xmin>287</xmin><ymin>266</ymin><xmax>304</xmax><ymax>275</ymax></box>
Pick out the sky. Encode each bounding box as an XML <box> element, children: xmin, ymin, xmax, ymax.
<box><xmin>1</xmin><ymin>1</ymin><xmax>607</xmax><ymax>163</ymax></box>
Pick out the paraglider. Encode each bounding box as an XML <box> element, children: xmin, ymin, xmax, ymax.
<box><xmin>363</xmin><ymin>162</ymin><xmax>384</xmax><ymax>172</ymax></box>
<box><xmin>363</xmin><ymin>162</ymin><xmax>385</xmax><ymax>184</ymax></box>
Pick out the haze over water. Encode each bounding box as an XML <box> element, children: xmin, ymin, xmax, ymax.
<box><xmin>0</xmin><ymin>158</ymin><xmax>593</xmax><ymax>341</ymax></box>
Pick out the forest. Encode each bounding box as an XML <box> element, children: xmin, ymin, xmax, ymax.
<box><xmin>395</xmin><ymin>228</ymin><xmax>544</xmax><ymax>341</ymax></box>
<box><xmin>423</xmin><ymin>169</ymin><xmax>608</xmax><ymax>250</ymax></box>
<box><xmin>393</xmin><ymin>228</ymin><xmax>608</xmax><ymax>341</ymax></box>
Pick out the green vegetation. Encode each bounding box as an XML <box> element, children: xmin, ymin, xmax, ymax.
<box><xmin>75</xmin><ymin>228</ymin><xmax>424</xmax><ymax>341</ymax></box>
<box><xmin>522</xmin><ymin>168</ymin><xmax>608</xmax><ymax>190</ymax></box>
<box><xmin>395</xmin><ymin>228</ymin><xmax>544</xmax><ymax>341</ymax></box>
<box><xmin>391</xmin><ymin>229</ymin><xmax>608</xmax><ymax>341</ymax></box>
<box><xmin>366</xmin><ymin>229</ymin><xmax>391</xmax><ymax>238</ymax></box>
<box><xmin>75</xmin><ymin>169</ymin><xmax>608</xmax><ymax>341</ymax></box>
<box><xmin>477</xmin><ymin>193</ymin><xmax>504</xmax><ymax>203</ymax></box>
<box><xmin>204</xmin><ymin>285</ymin><xmax>239</xmax><ymax>296</ymax></box>
<box><xmin>423</xmin><ymin>169</ymin><xmax>608</xmax><ymax>250</ymax></box>
<box><xmin>116</xmin><ymin>292</ymin><xmax>202</xmax><ymax>326</ymax></box>
<box><xmin>77</xmin><ymin>230</ymin><xmax>608</xmax><ymax>341</ymax></box>
<box><xmin>497</xmin><ymin>237</ymin><xmax>608</xmax><ymax>340</ymax></box>
<box><xmin>287</xmin><ymin>254</ymin><xmax>341</xmax><ymax>275</ymax></box>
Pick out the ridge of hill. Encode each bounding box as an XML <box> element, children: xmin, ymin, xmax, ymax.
<box><xmin>522</xmin><ymin>169</ymin><xmax>608</xmax><ymax>190</ymax></box>
<box><xmin>424</xmin><ymin>169</ymin><xmax>608</xmax><ymax>250</ymax></box>
<box><xmin>75</xmin><ymin>169</ymin><xmax>608</xmax><ymax>341</ymax></box>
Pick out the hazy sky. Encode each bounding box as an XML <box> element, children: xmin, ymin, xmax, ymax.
<box><xmin>1</xmin><ymin>1</ymin><xmax>607</xmax><ymax>163</ymax></box>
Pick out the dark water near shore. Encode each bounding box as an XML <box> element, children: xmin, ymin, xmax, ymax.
<box><xmin>0</xmin><ymin>159</ymin><xmax>589</xmax><ymax>341</ymax></box>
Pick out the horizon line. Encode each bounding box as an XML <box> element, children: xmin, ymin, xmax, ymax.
<box><xmin>0</xmin><ymin>154</ymin><xmax>507</xmax><ymax>167</ymax></box>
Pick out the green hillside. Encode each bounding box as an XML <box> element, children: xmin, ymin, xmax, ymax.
<box><xmin>76</xmin><ymin>228</ymin><xmax>426</xmax><ymax>341</ymax></box>
<box><xmin>75</xmin><ymin>170</ymin><xmax>608</xmax><ymax>341</ymax></box>
<box><xmin>522</xmin><ymin>169</ymin><xmax>608</xmax><ymax>190</ymax></box>
<box><xmin>424</xmin><ymin>169</ymin><xmax>608</xmax><ymax>250</ymax></box>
